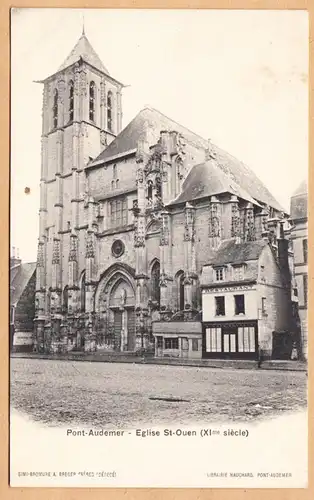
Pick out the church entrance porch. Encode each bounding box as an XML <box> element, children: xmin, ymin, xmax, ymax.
<box><xmin>94</xmin><ymin>264</ymin><xmax>138</xmax><ymax>352</ymax></box>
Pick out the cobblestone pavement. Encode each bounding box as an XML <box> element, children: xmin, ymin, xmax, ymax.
<box><xmin>10</xmin><ymin>358</ymin><xmax>307</xmax><ymax>428</ymax></box>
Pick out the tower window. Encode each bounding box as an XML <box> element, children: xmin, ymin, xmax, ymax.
<box><xmin>53</xmin><ymin>88</ymin><xmax>58</xmax><ymax>128</ymax></box>
<box><xmin>89</xmin><ymin>81</ymin><xmax>95</xmax><ymax>122</ymax></box>
<box><xmin>147</xmin><ymin>180</ymin><xmax>153</xmax><ymax>200</ymax></box>
<box><xmin>81</xmin><ymin>272</ymin><xmax>86</xmax><ymax>312</ymax></box>
<box><xmin>303</xmin><ymin>239</ymin><xmax>308</xmax><ymax>264</ymax></box>
<box><xmin>69</xmin><ymin>80</ymin><xmax>74</xmax><ymax>122</ymax></box>
<box><xmin>107</xmin><ymin>91</ymin><xmax>113</xmax><ymax>131</ymax></box>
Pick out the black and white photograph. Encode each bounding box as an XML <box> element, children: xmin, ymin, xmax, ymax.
<box><xmin>10</xmin><ymin>8</ymin><xmax>308</xmax><ymax>488</ymax></box>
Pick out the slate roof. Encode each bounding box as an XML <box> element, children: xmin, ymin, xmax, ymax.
<box><xmin>58</xmin><ymin>33</ymin><xmax>110</xmax><ymax>75</ymax></box>
<box><xmin>170</xmin><ymin>160</ymin><xmax>259</xmax><ymax>206</ymax></box>
<box><xmin>88</xmin><ymin>107</ymin><xmax>284</xmax><ymax>212</ymax></box>
<box><xmin>10</xmin><ymin>262</ymin><xmax>36</xmax><ymax>306</ymax></box>
<box><xmin>290</xmin><ymin>179</ymin><xmax>308</xmax><ymax>221</ymax></box>
<box><xmin>205</xmin><ymin>239</ymin><xmax>268</xmax><ymax>266</ymax></box>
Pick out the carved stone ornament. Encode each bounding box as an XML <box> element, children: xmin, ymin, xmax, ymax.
<box><xmin>69</xmin><ymin>235</ymin><xmax>78</xmax><ymax>262</ymax></box>
<box><xmin>86</xmin><ymin>233</ymin><xmax>95</xmax><ymax>258</ymax></box>
<box><xmin>37</xmin><ymin>241</ymin><xmax>44</xmax><ymax>267</ymax></box>
<box><xmin>100</xmin><ymin>131</ymin><xmax>107</xmax><ymax>146</ymax></box>
<box><xmin>136</xmin><ymin>168</ymin><xmax>144</xmax><ymax>185</ymax></box>
<box><xmin>52</xmin><ymin>238</ymin><xmax>60</xmax><ymax>264</ymax></box>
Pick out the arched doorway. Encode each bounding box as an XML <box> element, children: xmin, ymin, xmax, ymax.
<box><xmin>94</xmin><ymin>264</ymin><xmax>136</xmax><ymax>351</ymax></box>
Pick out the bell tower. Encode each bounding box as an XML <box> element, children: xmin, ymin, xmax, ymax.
<box><xmin>34</xmin><ymin>30</ymin><xmax>124</xmax><ymax>353</ymax></box>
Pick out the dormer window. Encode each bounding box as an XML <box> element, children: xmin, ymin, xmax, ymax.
<box><xmin>215</xmin><ymin>267</ymin><xmax>224</xmax><ymax>281</ymax></box>
<box><xmin>232</xmin><ymin>264</ymin><xmax>244</xmax><ymax>281</ymax></box>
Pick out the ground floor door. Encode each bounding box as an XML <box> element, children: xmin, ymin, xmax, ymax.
<box><xmin>127</xmin><ymin>308</ymin><xmax>136</xmax><ymax>351</ymax></box>
<box><xmin>114</xmin><ymin>311</ymin><xmax>123</xmax><ymax>350</ymax></box>
<box><xmin>203</xmin><ymin>321</ymin><xmax>258</xmax><ymax>359</ymax></box>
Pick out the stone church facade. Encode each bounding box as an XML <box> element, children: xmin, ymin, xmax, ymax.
<box><xmin>34</xmin><ymin>31</ymin><xmax>297</xmax><ymax>357</ymax></box>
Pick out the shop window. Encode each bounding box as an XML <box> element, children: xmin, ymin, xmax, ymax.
<box><xmin>192</xmin><ymin>339</ymin><xmax>199</xmax><ymax>351</ymax></box>
<box><xmin>215</xmin><ymin>267</ymin><xmax>224</xmax><ymax>281</ymax></box>
<box><xmin>215</xmin><ymin>296</ymin><xmax>225</xmax><ymax>316</ymax></box>
<box><xmin>238</xmin><ymin>326</ymin><xmax>255</xmax><ymax>352</ymax></box>
<box><xmin>164</xmin><ymin>338</ymin><xmax>179</xmax><ymax>349</ymax></box>
<box><xmin>205</xmin><ymin>327</ymin><xmax>222</xmax><ymax>352</ymax></box>
<box><xmin>234</xmin><ymin>294</ymin><xmax>245</xmax><ymax>315</ymax></box>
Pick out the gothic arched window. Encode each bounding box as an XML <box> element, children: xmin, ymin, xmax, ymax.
<box><xmin>176</xmin><ymin>271</ymin><xmax>185</xmax><ymax>311</ymax></box>
<box><xmin>107</xmin><ymin>91</ymin><xmax>113</xmax><ymax>131</ymax></box>
<box><xmin>147</xmin><ymin>180</ymin><xmax>153</xmax><ymax>201</ymax></box>
<box><xmin>151</xmin><ymin>261</ymin><xmax>160</xmax><ymax>306</ymax></box>
<box><xmin>69</xmin><ymin>80</ymin><xmax>74</xmax><ymax>122</ymax></box>
<box><xmin>89</xmin><ymin>81</ymin><xmax>95</xmax><ymax>122</ymax></box>
<box><xmin>81</xmin><ymin>271</ymin><xmax>86</xmax><ymax>312</ymax></box>
<box><xmin>53</xmin><ymin>89</ymin><xmax>58</xmax><ymax>128</ymax></box>
<box><xmin>63</xmin><ymin>286</ymin><xmax>68</xmax><ymax>312</ymax></box>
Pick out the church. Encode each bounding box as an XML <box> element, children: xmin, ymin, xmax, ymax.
<box><xmin>34</xmin><ymin>31</ymin><xmax>300</xmax><ymax>359</ymax></box>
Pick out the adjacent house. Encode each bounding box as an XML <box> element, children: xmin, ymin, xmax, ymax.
<box><xmin>10</xmin><ymin>253</ymin><xmax>36</xmax><ymax>353</ymax></box>
<box><xmin>290</xmin><ymin>180</ymin><xmax>308</xmax><ymax>359</ymax></box>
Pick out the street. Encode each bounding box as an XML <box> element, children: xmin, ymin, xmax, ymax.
<box><xmin>10</xmin><ymin>358</ymin><xmax>307</xmax><ymax>428</ymax></box>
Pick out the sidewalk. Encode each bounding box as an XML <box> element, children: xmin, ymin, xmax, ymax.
<box><xmin>11</xmin><ymin>351</ymin><xmax>307</xmax><ymax>372</ymax></box>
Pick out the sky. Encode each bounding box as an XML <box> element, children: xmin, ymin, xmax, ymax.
<box><xmin>11</xmin><ymin>8</ymin><xmax>308</xmax><ymax>263</ymax></box>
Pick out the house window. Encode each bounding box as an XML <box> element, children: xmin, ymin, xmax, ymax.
<box><xmin>215</xmin><ymin>296</ymin><xmax>225</xmax><ymax>316</ymax></box>
<box><xmin>176</xmin><ymin>271</ymin><xmax>185</xmax><ymax>311</ymax></box>
<box><xmin>53</xmin><ymin>88</ymin><xmax>58</xmax><ymax>128</ymax></box>
<box><xmin>69</xmin><ymin>80</ymin><xmax>74</xmax><ymax>122</ymax></box>
<box><xmin>215</xmin><ymin>267</ymin><xmax>224</xmax><ymax>281</ymax></box>
<box><xmin>89</xmin><ymin>81</ymin><xmax>95</xmax><ymax>121</ymax></box>
<box><xmin>303</xmin><ymin>239</ymin><xmax>308</xmax><ymax>264</ymax></box>
<box><xmin>151</xmin><ymin>261</ymin><xmax>160</xmax><ymax>305</ymax></box>
<box><xmin>261</xmin><ymin>297</ymin><xmax>266</xmax><ymax>314</ymax></box>
<box><xmin>192</xmin><ymin>339</ymin><xmax>199</xmax><ymax>351</ymax></box>
<box><xmin>107</xmin><ymin>91</ymin><xmax>113</xmax><ymax>131</ymax></box>
<box><xmin>238</xmin><ymin>326</ymin><xmax>255</xmax><ymax>352</ymax></box>
<box><xmin>109</xmin><ymin>198</ymin><xmax>127</xmax><ymax>227</ymax></box>
<box><xmin>303</xmin><ymin>274</ymin><xmax>308</xmax><ymax>307</ymax></box>
<box><xmin>234</xmin><ymin>294</ymin><xmax>245</xmax><ymax>315</ymax></box>
<box><xmin>205</xmin><ymin>327</ymin><xmax>222</xmax><ymax>352</ymax></box>
<box><xmin>164</xmin><ymin>338</ymin><xmax>179</xmax><ymax>349</ymax></box>
<box><xmin>233</xmin><ymin>265</ymin><xmax>244</xmax><ymax>281</ymax></box>
<box><xmin>156</xmin><ymin>336</ymin><xmax>163</xmax><ymax>349</ymax></box>
<box><xmin>10</xmin><ymin>306</ymin><xmax>15</xmax><ymax>325</ymax></box>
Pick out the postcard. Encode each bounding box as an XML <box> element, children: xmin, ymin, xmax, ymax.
<box><xmin>9</xmin><ymin>7</ymin><xmax>308</xmax><ymax>488</ymax></box>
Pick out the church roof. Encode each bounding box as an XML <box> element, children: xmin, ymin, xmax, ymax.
<box><xmin>89</xmin><ymin>107</ymin><xmax>284</xmax><ymax>212</ymax></box>
<box><xmin>290</xmin><ymin>179</ymin><xmax>308</xmax><ymax>221</ymax></box>
<box><xmin>10</xmin><ymin>262</ymin><xmax>36</xmax><ymax>307</ymax></box>
<box><xmin>169</xmin><ymin>160</ymin><xmax>259</xmax><ymax>206</ymax></box>
<box><xmin>205</xmin><ymin>239</ymin><xmax>268</xmax><ymax>266</ymax></box>
<box><xmin>58</xmin><ymin>33</ymin><xmax>110</xmax><ymax>74</ymax></box>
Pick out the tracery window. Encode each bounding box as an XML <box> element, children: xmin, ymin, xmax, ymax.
<box><xmin>80</xmin><ymin>272</ymin><xmax>86</xmax><ymax>312</ymax></box>
<box><xmin>69</xmin><ymin>80</ymin><xmax>74</xmax><ymax>122</ymax></box>
<box><xmin>151</xmin><ymin>261</ymin><xmax>160</xmax><ymax>306</ymax></box>
<box><xmin>53</xmin><ymin>89</ymin><xmax>58</xmax><ymax>128</ymax></box>
<box><xmin>107</xmin><ymin>91</ymin><xmax>113</xmax><ymax>131</ymax></box>
<box><xmin>89</xmin><ymin>81</ymin><xmax>95</xmax><ymax>121</ymax></box>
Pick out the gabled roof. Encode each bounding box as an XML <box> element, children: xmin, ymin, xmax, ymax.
<box><xmin>88</xmin><ymin>107</ymin><xmax>284</xmax><ymax>212</ymax></box>
<box><xmin>205</xmin><ymin>239</ymin><xmax>268</xmax><ymax>266</ymax></box>
<box><xmin>10</xmin><ymin>262</ymin><xmax>36</xmax><ymax>306</ymax></box>
<box><xmin>58</xmin><ymin>33</ymin><xmax>110</xmax><ymax>75</ymax></box>
<box><xmin>169</xmin><ymin>160</ymin><xmax>259</xmax><ymax>206</ymax></box>
<box><xmin>290</xmin><ymin>179</ymin><xmax>308</xmax><ymax>221</ymax></box>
